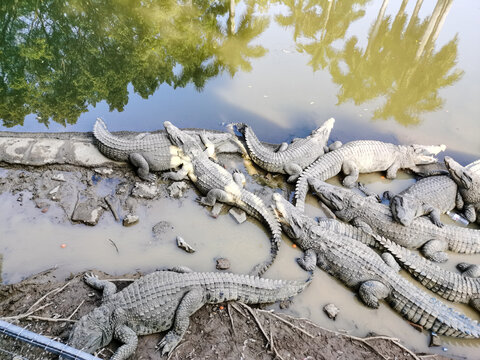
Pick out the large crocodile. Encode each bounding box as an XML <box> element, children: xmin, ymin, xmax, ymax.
<box><xmin>93</xmin><ymin>118</ymin><xmax>234</xmax><ymax>182</ymax></box>
<box><xmin>162</xmin><ymin>121</ymin><xmax>283</xmax><ymax>276</ymax></box>
<box><xmin>387</xmin><ymin>158</ymin><xmax>480</xmax><ymax>227</ymax></box>
<box><xmin>310</xmin><ymin>180</ymin><xmax>480</xmax><ymax>262</ymax></box>
<box><xmin>66</xmin><ymin>269</ymin><xmax>309</xmax><ymax>359</ymax></box>
<box><xmin>446</xmin><ymin>156</ymin><xmax>480</xmax><ymax>224</ymax></box>
<box><xmin>232</xmin><ymin>118</ymin><xmax>336</xmax><ymax>182</ymax></box>
<box><xmin>294</xmin><ymin>140</ymin><xmax>446</xmax><ymax>211</ymax></box>
<box><xmin>272</xmin><ymin>193</ymin><xmax>480</xmax><ymax>338</ymax></box>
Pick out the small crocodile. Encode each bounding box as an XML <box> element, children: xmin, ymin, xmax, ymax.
<box><xmin>294</xmin><ymin>140</ymin><xmax>445</xmax><ymax>211</ymax></box>
<box><xmin>232</xmin><ymin>118</ymin><xmax>336</xmax><ymax>182</ymax></box>
<box><xmin>66</xmin><ymin>269</ymin><xmax>309</xmax><ymax>359</ymax></box>
<box><xmin>272</xmin><ymin>193</ymin><xmax>480</xmax><ymax>338</ymax></box>
<box><xmin>310</xmin><ymin>180</ymin><xmax>480</xmax><ymax>262</ymax></box>
<box><xmin>162</xmin><ymin>121</ymin><xmax>283</xmax><ymax>276</ymax></box>
<box><xmin>445</xmin><ymin>156</ymin><xmax>480</xmax><ymax>223</ymax></box>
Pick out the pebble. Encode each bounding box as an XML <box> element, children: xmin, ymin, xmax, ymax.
<box><xmin>215</xmin><ymin>258</ymin><xmax>230</xmax><ymax>270</ymax></box>
<box><xmin>167</xmin><ymin>181</ymin><xmax>188</xmax><ymax>198</ymax></box>
<box><xmin>176</xmin><ymin>236</ymin><xmax>195</xmax><ymax>253</ymax></box>
<box><xmin>429</xmin><ymin>332</ymin><xmax>442</xmax><ymax>347</ymax></box>
<box><xmin>323</xmin><ymin>303</ymin><xmax>340</xmax><ymax>320</ymax></box>
<box><xmin>131</xmin><ymin>182</ymin><xmax>158</xmax><ymax>199</ymax></box>
<box><xmin>94</xmin><ymin>167</ymin><xmax>113</xmax><ymax>176</ymax></box>
<box><xmin>123</xmin><ymin>214</ymin><xmax>139</xmax><ymax>227</ymax></box>
<box><xmin>52</xmin><ymin>173</ymin><xmax>66</xmax><ymax>182</ymax></box>
<box><xmin>211</xmin><ymin>203</ymin><xmax>223</xmax><ymax>218</ymax></box>
<box><xmin>229</xmin><ymin>208</ymin><xmax>247</xmax><ymax>224</ymax></box>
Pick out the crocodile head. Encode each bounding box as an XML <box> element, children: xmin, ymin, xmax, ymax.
<box><xmin>164</xmin><ymin>121</ymin><xmax>202</xmax><ymax>157</ymax></box>
<box><xmin>404</xmin><ymin>144</ymin><xmax>446</xmax><ymax>167</ymax></box>
<box><xmin>390</xmin><ymin>194</ymin><xmax>417</xmax><ymax>226</ymax></box>
<box><xmin>445</xmin><ymin>156</ymin><xmax>474</xmax><ymax>189</ymax></box>
<box><xmin>67</xmin><ymin>305</ymin><xmax>114</xmax><ymax>354</ymax></box>
<box><xmin>272</xmin><ymin>193</ymin><xmax>310</xmax><ymax>240</ymax></box>
<box><xmin>311</xmin><ymin>117</ymin><xmax>335</xmax><ymax>137</ymax></box>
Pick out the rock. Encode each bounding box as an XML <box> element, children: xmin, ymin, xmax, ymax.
<box><xmin>131</xmin><ymin>182</ymin><xmax>158</xmax><ymax>199</ymax></box>
<box><xmin>51</xmin><ymin>173</ymin><xmax>66</xmax><ymax>182</ymax></box>
<box><xmin>211</xmin><ymin>203</ymin><xmax>223</xmax><ymax>218</ymax></box>
<box><xmin>323</xmin><ymin>303</ymin><xmax>340</xmax><ymax>320</ymax></box>
<box><xmin>49</xmin><ymin>185</ymin><xmax>60</xmax><ymax>195</ymax></box>
<box><xmin>176</xmin><ymin>236</ymin><xmax>195</xmax><ymax>253</ymax></box>
<box><xmin>123</xmin><ymin>214</ymin><xmax>139</xmax><ymax>227</ymax></box>
<box><xmin>116</xmin><ymin>182</ymin><xmax>129</xmax><ymax>195</ymax></box>
<box><xmin>430</xmin><ymin>332</ymin><xmax>442</xmax><ymax>347</ymax></box>
<box><xmin>152</xmin><ymin>221</ymin><xmax>175</xmax><ymax>241</ymax></box>
<box><xmin>71</xmin><ymin>197</ymin><xmax>104</xmax><ymax>226</ymax></box>
<box><xmin>104</xmin><ymin>195</ymin><xmax>121</xmax><ymax>221</ymax></box>
<box><xmin>94</xmin><ymin>167</ymin><xmax>113</xmax><ymax>176</ymax></box>
<box><xmin>229</xmin><ymin>208</ymin><xmax>247</xmax><ymax>224</ymax></box>
<box><xmin>215</xmin><ymin>258</ymin><xmax>230</xmax><ymax>270</ymax></box>
<box><xmin>167</xmin><ymin>181</ymin><xmax>188</xmax><ymax>198</ymax></box>
<box><xmin>279</xmin><ymin>299</ymin><xmax>292</xmax><ymax>309</ymax></box>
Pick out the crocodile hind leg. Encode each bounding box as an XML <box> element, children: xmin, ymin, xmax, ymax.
<box><xmin>464</xmin><ymin>204</ymin><xmax>477</xmax><ymax>223</ymax></box>
<box><xmin>469</xmin><ymin>298</ymin><xmax>480</xmax><ymax>313</ymax></box>
<box><xmin>341</xmin><ymin>160</ymin><xmax>359</xmax><ymax>188</ymax></box>
<box><xmin>358</xmin><ymin>280</ymin><xmax>390</xmax><ymax>309</ymax></box>
<box><xmin>381</xmin><ymin>253</ymin><xmax>400</xmax><ymax>272</ymax></box>
<box><xmin>285</xmin><ymin>163</ymin><xmax>303</xmax><ymax>183</ymax></box>
<box><xmin>84</xmin><ymin>273</ymin><xmax>117</xmax><ymax>301</ymax></box>
<box><xmin>158</xmin><ymin>288</ymin><xmax>205</xmax><ymax>356</ymax></box>
<box><xmin>457</xmin><ymin>263</ymin><xmax>480</xmax><ymax>277</ymax></box>
<box><xmin>421</xmin><ymin>240</ymin><xmax>448</xmax><ymax>262</ymax></box>
<box><xmin>199</xmin><ymin>189</ymin><xmax>234</xmax><ymax>207</ymax></box>
<box><xmin>232</xmin><ymin>170</ymin><xmax>246</xmax><ymax>188</ymax></box>
<box><xmin>129</xmin><ymin>153</ymin><xmax>156</xmax><ymax>182</ymax></box>
<box><xmin>162</xmin><ymin>167</ymin><xmax>189</xmax><ymax>181</ymax></box>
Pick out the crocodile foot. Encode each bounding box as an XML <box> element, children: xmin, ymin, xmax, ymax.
<box><xmin>157</xmin><ymin>331</ymin><xmax>182</xmax><ymax>356</ymax></box>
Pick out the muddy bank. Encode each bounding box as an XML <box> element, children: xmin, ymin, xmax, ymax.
<box><xmin>0</xmin><ymin>269</ymin><xmax>449</xmax><ymax>360</ymax></box>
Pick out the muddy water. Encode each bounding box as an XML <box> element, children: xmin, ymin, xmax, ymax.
<box><xmin>1</xmin><ymin>167</ymin><xmax>480</xmax><ymax>358</ymax></box>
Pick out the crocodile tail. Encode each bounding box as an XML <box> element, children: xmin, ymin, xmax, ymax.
<box><xmin>389</xmin><ymin>284</ymin><xmax>480</xmax><ymax>338</ymax></box>
<box><xmin>294</xmin><ymin>150</ymin><xmax>344</xmax><ymax>211</ymax></box>
<box><xmin>92</xmin><ymin>118</ymin><xmax>131</xmax><ymax>161</ymax></box>
<box><xmin>446</xmin><ymin>226</ymin><xmax>480</xmax><ymax>254</ymax></box>
<box><xmin>375</xmin><ymin>235</ymin><xmax>478</xmax><ymax>303</ymax></box>
<box><xmin>239</xmin><ymin>190</ymin><xmax>283</xmax><ymax>276</ymax></box>
<box><xmin>211</xmin><ymin>272</ymin><xmax>310</xmax><ymax>304</ymax></box>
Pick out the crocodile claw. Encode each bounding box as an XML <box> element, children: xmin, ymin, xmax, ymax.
<box><xmin>157</xmin><ymin>331</ymin><xmax>182</xmax><ymax>356</ymax></box>
<box><xmin>84</xmin><ymin>273</ymin><xmax>98</xmax><ymax>285</ymax></box>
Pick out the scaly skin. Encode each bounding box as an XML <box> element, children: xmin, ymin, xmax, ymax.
<box><xmin>294</xmin><ymin>140</ymin><xmax>446</xmax><ymax>211</ymax></box>
<box><xmin>67</xmin><ymin>268</ymin><xmax>309</xmax><ymax>359</ymax></box>
<box><xmin>445</xmin><ymin>157</ymin><xmax>480</xmax><ymax>224</ymax></box>
<box><xmin>233</xmin><ymin>118</ymin><xmax>335</xmax><ymax>182</ymax></box>
<box><xmin>162</xmin><ymin>121</ymin><xmax>282</xmax><ymax>276</ymax></box>
<box><xmin>272</xmin><ymin>194</ymin><xmax>480</xmax><ymax>338</ymax></box>
<box><xmin>310</xmin><ymin>180</ymin><xmax>480</xmax><ymax>262</ymax></box>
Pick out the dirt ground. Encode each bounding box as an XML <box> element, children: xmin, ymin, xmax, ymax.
<box><xmin>0</xmin><ymin>269</ymin><xmax>450</xmax><ymax>360</ymax></box>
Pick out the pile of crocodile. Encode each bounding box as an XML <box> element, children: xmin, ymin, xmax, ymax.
<box><xmin>10</xmin><ymin>118</ymin><xmax>480</xmax><ymax>359</ymax></box>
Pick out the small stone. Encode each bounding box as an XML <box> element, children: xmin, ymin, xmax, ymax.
<box><xmin>430</xmin><ymin>332</ymin><xmax>442</xmax><ymax>347</ymax></box>
<box><xmin>229</xmin><ymin>208</ymin><xmax>247</xmax><ymax>224</ymax></box>
<box><xmin>71</xmin><ymin>198</ymin><xmax>104</xmax><ymax>226</ymax></box>
<box><xmin>94</xmin><ymin>167</ymin><xmax>113</xmax><ymax>176</ymax></box>
<box><xmin>131</xmin><ymin>182</ymin><xmax>158</xmax><ymax>199</ymax></box>
<box><xmin>41</xmin><ymin>207</ymin><xmax>49</xmax><ymax>213</ymax></box>
<box><xmin>152</xmin><ymin>221</ymin><xmax>174</xmax><ymax>241</ymax></box>
<box><xmin>408</xmin><ymin>321</ymin><xmax>423</xmax><ymax>332</ymax></box>
<box><xmin>123</xmin><ymin>214</ymin><xmax>139</xmax><ymax>227</ymax></box>
<box><xmin>176</xmin><ymin>236</ymin><xmax>195</xmax><ymax>253</ymax></box>
<box><xmin>211</xmin><ymin>203</ymin><xmax>223</xmax><ymax>218</ymax></box>
<box><xmin>215</xmin><ymin>258</ymin><xmax>230</xmax><ymax>270</ymax></box>
<box><xmin>167</xmin><ymin>181</ymin><xmax>188</xmax><ymax>198</ymax></box>
<box><xmin>52</xmin><ymin>173</ymin><xmax>66</xmax><ymax>182</ymax></box>
<box><xmin>323</xmin><ymin>303</ymin><xmax>340</xmax><ymax>320</ymax></box>
<box><xmin>279</xmin><ymin>299</ymin><xmax>292</xmax><ymax>309</ymax></box>
<box><xmin>116</xmin><ymin>182</ymin><xmax>129</xmax><ymax>195</ymax></box>
<box><xmin>49</xmin><ymin>185</ymin><xmax>60</xmax><ymax>195</ymax></box>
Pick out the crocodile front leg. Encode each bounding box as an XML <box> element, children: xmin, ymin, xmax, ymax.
<box><xmin>381</xmin><ymin>253</ymin><xmax>400</xmax><ymax>272</ymax></box>
<box><xmin>285</xmin><ymin>163</ymin><xmax>303</xmax><ymax>183</ymax></box>
<box><xmin>358</xmin><ymin>280</ymin><xmax>390</xmax><ymax>309</ymax></box>
<box><xmin>297</xmin><ymin>249</ymin><xmax>317</xmax><ymax>271</ymax></box>
<box><xmin>421</xmin><ymin>239</ymin><xmax>448</xmax><ymax>262</ymax></box>
<box><xmin>199</xmin><ymin>188</ymin><xmax>234</xmax><ymax>206</ymax></box>
<box><xmin>162</xmin><ymin>167</ymin><xmax>189</xmax><ymax>181</ymax></box>
<box><xmin>464</xmin><ymin>204</ymin><xmax>477</xmax><ymax>223</ymax></box>
<box><xmin>129</xmin><ymin>153</ymin><xmax>157</xmax><ymax>182</ymax></box>
<box><xmin>84</xmin><ymin>273</ymin><xmax>117</xmax><ymax>301</ymax></box>
<box><xmin>423</xmin><ymin>205</ymin><xmax>444</xmax><ymax>228</ymax></box>
<box><xmin>232</xmin><ymin>170</ymin><xmax>246</xmax><ymax>188</ymax></box>
<box><xmin>386</xmin><ymin>162</ymin><xmax>401</xmax><ymax>179</ymax></box>
<box><xmin>111</xmin><ymin>322</ymin><xmax>138</xmax><ymax>360</ymax></box>
<box><xmin>158</xmin><ymin>288</ymin><xmax>205</xmax><ymax>356</ymax></box>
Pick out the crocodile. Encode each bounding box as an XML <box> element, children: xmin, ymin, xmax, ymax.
<box><xmin>310</xmin><ymin>180</ymin><xmax>480</xmax><ymax>262</ymax></box>
<box><xmin>232</xmin><ymin>118</ymin><xmax>337</xmax><ymax>182</ymax></box>
<box><xmin>386</xmin><ymin>158</ymin><xmax>480</xmax><ymax>227</ymax></box>
<box><xmin>445</xmin><ymin>156</ymin><xmax>480</xmax><ymax>224</ymax></box>
<box><xmin>66</xmin><ymin>268</ymin><xmax>309</xmax><ymax>359</ymax></box>
<box><xmin>272</xmin><ymin>193</ymin><xmax>480</xmax><ymax>338</ymax></box>
<box><xmin>294</xmin><ymin>140</ymin><xmax>446</xmax><ymax>211</ymax></box>
<box><xmin>93</xmin><ymin>118</ymin><xmax>233</xmax><ymax>182</ymax></box>
<box><xmin>162</xmin><ymin>121</ymin><xmax>283</xmax><ymax>276</ymax></box>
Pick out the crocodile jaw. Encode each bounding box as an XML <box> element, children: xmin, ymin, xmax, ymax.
<box><xmin>445</xmin><ymin>156</ymin><xmax>473</xmax><ymax>189</ymax></box>
<box><xmin>410</xmin><ymin>144</ymin><xmax>446</xmax><ymax>165</ymax></box>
